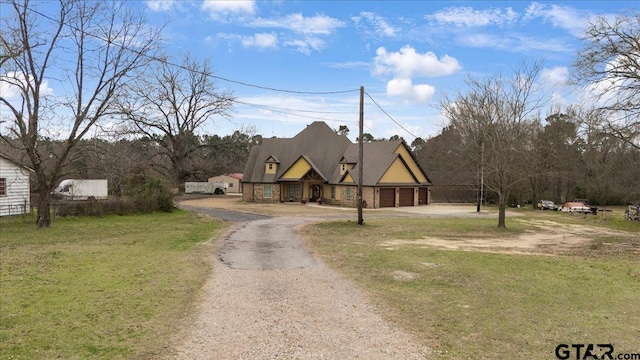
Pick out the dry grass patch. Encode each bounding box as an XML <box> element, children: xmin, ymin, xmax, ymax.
<box><xmin>300</xmin><ymin>217</ymin><xmax>640</xmax><ymax>359</ymax></box>
<box><xmin>178</xmin><ymin>195</ymin><xmax>364</xmax><ymax>217</ymax></box>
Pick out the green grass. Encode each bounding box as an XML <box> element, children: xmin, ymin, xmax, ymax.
<box><xmin>0</xmin><ymin>211</ymin><xmax>225</xmax><ymax>359</ymax></box>
<box><xmin>300</xmin><ymin>218</ymin><xmax>640</xmax><ymax>359</ymax></box>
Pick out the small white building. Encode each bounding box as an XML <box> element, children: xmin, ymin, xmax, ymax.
<box><xmin>208</xmin><ymin>173</ymin><xmax>243</xmax><ymax>194</ymax></box>
<box><xmin>0</xmin><ymin>153</ymin><xmax>34</xmax><ymax>216</ymax></box>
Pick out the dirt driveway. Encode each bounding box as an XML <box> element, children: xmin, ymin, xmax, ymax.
<box><xmin>178</xmin><ymin>196</ymin><xmax>638</xmax><ymax>256</ymax></box>
<box><xmin>168</xmin><ymin>202</ymin><xmax>431</xmax><ymax>359</ymax></box>
<box><xmin>168</xmin><ymin>197</ymin><xmax>638</xmax><ymax>359</ymax></box>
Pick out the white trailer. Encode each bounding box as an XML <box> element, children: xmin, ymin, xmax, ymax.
<box><xmin>184</xmin><ymin>182</ymin><xmax>225</xmax><ymax>194</ymax></box>
<box><xmin>53</xmin><ymin>179</ymin><xmax>108</xmax><ymax>200</ymax></box>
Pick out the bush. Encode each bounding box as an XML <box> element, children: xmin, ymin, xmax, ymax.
<box><xmin>123</xmin><ymin>175</ymin><xmax>175</xmax><ymax>213</ymax></box>
<box><xmin>54</xmin><ymin>198</ymin><xmax>139</xmax><ymax>217</ymax></box>
<box><xmin>54</xmin><ymin>176</ymin><xmax>175</xmax><ymax>218</ymax></box>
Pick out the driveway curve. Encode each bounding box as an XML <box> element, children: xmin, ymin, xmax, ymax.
<box><xmin>168</xmin><ymin>206</ymin><xmax>431</xmax><ymax>359</ymax></box>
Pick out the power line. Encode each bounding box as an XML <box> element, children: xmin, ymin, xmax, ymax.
<box><xmin>27</xmin><ymin>6</ymin><xmax>360</xmax><ymax>96</ymax></box>
<box><xmin>237</xmin><ymin>101</ymin><xmax>356</xmax><ymax>123</ymax></box>
<box><xmin>365</xmin><ymin>92</ymin><xmax>419</xmax><ymax>140</ymax></box>
<box><xmin>22</xmin><ymin>6</ymin><xmax>411</xmax><ymax>141</ymax></box>
<box><xmin>235</xmin><ymin>100</ymin><xmax>353</xmax><ymax>115</ymax></box>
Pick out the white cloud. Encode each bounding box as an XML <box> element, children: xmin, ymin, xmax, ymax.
<box><xmin>523</xmin><ymin>2</ymin><xmax>589</xmax><ymax>37</ymax></box>
<box><xmin>146</xmin><ymin>0</ymin><xmax>176</xmax><ymax>12</ymax></box>
<box><xmin>579</xmin><ymin>56</ymin><xmax>637</xmax><ymax>110</ymax></box>
<box><xmin>351</xmin><ymin>11</ymin><xmax>398</xmax><ymax>37</ymax></box>
<box><xmin>458</xmin><ymin>33</ymin><xmax>568</xmax><ymax>53</ymax></box>
<box><xmin>241</xmin><ymin>33</ymin><xmax>278</xmax><ymax>49</ymax></box>
<box><xmin>324</xmin><ymin>61</ymin><xmax>370</xmax><ymax>70</ymax></box>
<box><xmin>541</xmin><ymin>66</ymin><xmax>569</xmax><ymax>88</ymax></box>
<box><xmin>386</xmin><ymin>78</ymin><xmax>435</xmax><ymax>103</ymax></box>
<box><xmin>427</xmin><ymin>6</ymin><xmax>518</xmax><ymax>27</ymax></box>
<box><xmin>0</xmin><ymin>72</ymin><xmax>54</xmax><ymax>99</ymax></box>
<box><xmin>201</xmin><ymin>0</ymin><xmax>256</xmax><ymax>21</ymax></box>
<box><xmin>249</xmin><ymin>13</ymin><xmax>345</xmax><ymax>35</ymax></box>
<box><xmin>216</xmin><ymin>32</ymin><xmax>278</xmax><ymax>50</ymax></box>
<box><xmin>283</xmin><ymin>36</ymin><xmax>325</xmax><ymax>55</ymax></box>
<box><xmin>373</xmin><ymin>46</ymin><xmax>462</xmax><ymax>78</ymax></box>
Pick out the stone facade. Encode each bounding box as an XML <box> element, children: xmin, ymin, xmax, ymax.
<box><xmin>243</xmin><ymin>183</ymin><xmax>281</xmax><ymax>203</ymax></box>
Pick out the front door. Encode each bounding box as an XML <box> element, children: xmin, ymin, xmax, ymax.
<box><xmin>311</xmin><ymin>184</ymin><xmax>321</xmax><ymax>202</ymax></box>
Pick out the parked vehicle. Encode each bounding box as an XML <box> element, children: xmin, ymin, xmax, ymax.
<box><xmin>537</xmin><ymin>200</ymin><xmax>558</xmax><ymax>211</ymax></box>
<box><xmin>572</xmin><ymin>198</ymin><xmax>598</xmax><ymax>214</ymax></box>
<box><xmin>184</xmin><ymin>182</ymin><xmax>225</xmax><ymax>195</ymax></box>
<box><xmin>53</xmin><ymin>179</ymin><xmax>108</xmax><ymax>200</ymax></box>
<box><xmin>560</xmin><ymin>201</ymin><xmax>591</xmax><ymax>214</ymax></box>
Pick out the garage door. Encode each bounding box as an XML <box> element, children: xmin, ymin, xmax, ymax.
<box><xmin>419</xmin><ymin>188</ymin><xmax>429</xmax><ymax>205</ymax></box>
<box><xmin>399</xmin><ymin>188</ymin><xmax>414</xmax><ymax>206</ymax></box>
<box><xmin>379</xmin><ymin>188</ymin><xmax>395</xmax><ymax>208</ymax></box>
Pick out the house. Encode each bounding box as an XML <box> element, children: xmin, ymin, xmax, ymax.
<box><xmin>0</xmin><ymin>153</ymin><xmax>34</xmax><ymax>216</ymax></box>
<box><xmin>242</xmin><ymin>122</ymin><xmax>432</xmax><ymax>208</ymax></box>
<box><xmin>208</xmin><ymin>173</ymin><xmax>243</xmax><ymax>194</ymax></box>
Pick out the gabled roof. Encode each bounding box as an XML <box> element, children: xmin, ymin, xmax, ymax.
<box><xmin>242</xmin><ymin>122</ymin><xmax>351</xmax><ymax>183</ymax></box>
<box><xmin>279</xmin><ymin>155</ymin><xmax>327</xmax><ymax>181</ymax></box>
<box><xmin>242</xmin><ymin>122</ymin><xmax>432</xmax><ymax>186</ymax></box>
<box><xmin>0</xmin><ymin>153</ymin><xmax>34</xmax><ymax>172</ymax></box>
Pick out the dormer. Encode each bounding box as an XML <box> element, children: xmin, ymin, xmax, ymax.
<box><xmin>339</xmin><ymin>157</ymin><xmax>355</xmax><ymax>175</ymax></box>
<box><xmin>264</xmin><ymin>156</ymin><xmax>279</xmax><ymax>175</ymax></box>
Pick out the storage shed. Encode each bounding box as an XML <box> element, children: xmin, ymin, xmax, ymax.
<box><xmin>208</xmin><ymin>173</ymin><xmax>243</xmax><ymax>194</ymax></box>
<box><xmin>0</xmin><ymin>153</ymin><xmax>34</xmax><ymax>216</ymax></box>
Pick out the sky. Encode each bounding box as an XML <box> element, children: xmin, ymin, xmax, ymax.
<box><xmin>2</xmin><ymin>0</ymin><xmax>637</xmax><ymax>143</ymax></box>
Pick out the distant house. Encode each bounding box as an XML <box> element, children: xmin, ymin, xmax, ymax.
<box><xmin>0</xmin><ymin>153</ymin><xmax>34</xmax><ymax>216</ymax></box>
<box><xmin>208</xmin><ymin>173</ymin><xmax>243</xmax><ymax>194</ymax></box>
<box><xmin>242</xmin><ymin>121</ymin><xmax>432</xmax><ymax>208</ymax></box>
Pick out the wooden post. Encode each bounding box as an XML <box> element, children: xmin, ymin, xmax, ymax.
<box><xmin>358</xmin><ymin>86</ymin><xmax>364</xmax><ymax>225</ymax></box>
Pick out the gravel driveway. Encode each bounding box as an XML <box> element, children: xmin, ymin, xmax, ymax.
<box><xmin>167</xmin><ymin>207</ymin><xmax>431</xmax><ymax>359</ymax></box>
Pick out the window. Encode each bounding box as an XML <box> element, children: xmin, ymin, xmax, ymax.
<box><xmin>287</xmin><ymin>184</ymin><xmax>302</xmax><ymax>200</ymax></box>
<box><xmin>330</xmin><ymin>186</ymin><xmax>335</xmax><ymax>200</ymax></box>
<box><xmin>264</xmin><ymin>184</ymin><xmax>272</xmax><ymax>198</ymax></box>
<box><xmin>0</xmin><ymin>178</ymin><xmax>5</xmax><ymax>196</ymax></box>
<box><xmin>229</xmin><ymin>183</ymin><xmax>233</xmax><ymax>188</ymax></box>
<box><xmin>268</xmin><ymin>164</ymin><xmax>273</xmax><ymax>170</ymax></box>
<box><xmin>346</xmin><ymin>187</ymin><xmax>352</xmax><ymax>201</ymax></box>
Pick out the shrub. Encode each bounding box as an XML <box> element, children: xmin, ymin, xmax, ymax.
<box><xmin>53</xmin><ymin>176</ymin><xmax>174</xmax><ymax>218</ymax></box>
<box><xmin>122</xmin><ymin>175</ymin><xmax>175</xmax><ymax>213</ymax></box>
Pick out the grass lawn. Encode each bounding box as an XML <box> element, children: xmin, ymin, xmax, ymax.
<box><xmin>300</xmin><ymin>216</ymin><xmax>640</xmax><ymax>359</ymax></box>
<box><xmin>0</xmin><ymin>211</ymin><xmax>225</xmax><ymax>359</ymax></box>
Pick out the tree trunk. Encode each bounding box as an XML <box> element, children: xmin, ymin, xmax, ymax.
<box><xmin>497</xmin><ymin>191</ymin><xmax>507</xmax><ymax>228</ymax></box>
<box><xmin>36</xmin><ymin>189</ymin><xmax>52</xmax><ymax>228</ymax></box>
<box><xmin>498</xmin><ymin>202</ymin><xmax>506</xmax><ymax>228</ymax></box>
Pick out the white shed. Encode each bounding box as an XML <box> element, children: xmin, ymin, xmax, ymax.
<box><xmin>0</xmin><ymin>153</ymin><xmax>34</xmax><ymax>216</ymax></box>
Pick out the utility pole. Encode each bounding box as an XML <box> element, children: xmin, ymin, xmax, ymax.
<box><xmin>358</xmin><ymin>86</ymin><xmax>364</xmax><ymax>225</ymax></box>
<box><xmin>476</xmin><ymin>140</ymin><xmax>484</xmax><ymax>212</ymax></box>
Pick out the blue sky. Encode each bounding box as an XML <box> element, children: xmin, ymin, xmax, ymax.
<box><xmin>2</xmin><ymin>1</ymin><xmax>637</xmax><ymax>143</ymax></box>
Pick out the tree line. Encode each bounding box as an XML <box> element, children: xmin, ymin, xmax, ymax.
<box><xmin>1</xmin><ymin>1</ymin><xmax>638</xmax><ymax>228</ymax></box>
<box><xmin>411</xmin><ymin>10</ymin><xmax>640</xmax><ymax>227</ymax></box>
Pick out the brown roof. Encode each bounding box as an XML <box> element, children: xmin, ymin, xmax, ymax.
<box><xmin>243</xmin><ymin>122</ymin><xmax>351</xmax><ymax>183</ymax></box>
<box><xmin>335</xmin><ymin>141</ymin><xmax>432</xmax><ymax>186</ymax></box>
<box><xmin>242</xmin><ymin>122</ymin><xmax>431</xmax><ymax>186</ymax></box>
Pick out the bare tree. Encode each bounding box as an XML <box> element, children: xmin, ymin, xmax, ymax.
<box><xmin>117</xmin><ymin>54</ymin><xmax>235</xmax><ymax>185</ymax></box>
<box><xmin>0</xmin><ymin>0</ymin><xmax>161</xmax><ymax>227</ymax></box>
<box><xmin>440</xmin><ymin>61</ymin><xmax>546</xmax><ymax>228</ymax></box>
<box><xmin>572</xmin><ymin>11</ymin><xmax>640</xmax><ymax>150</ymax></box>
